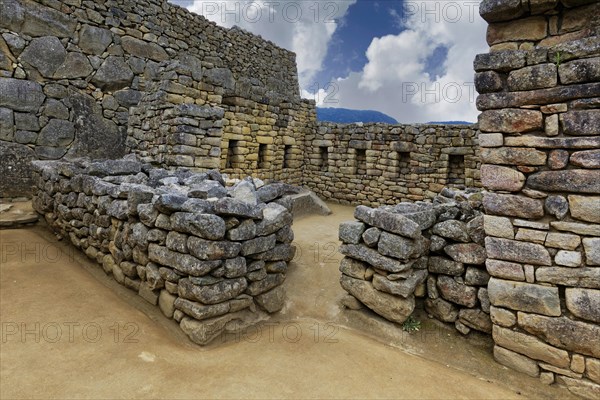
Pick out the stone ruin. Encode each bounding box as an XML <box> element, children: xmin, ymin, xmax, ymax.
<box><xmin>0</xmin><ymin>0</ymin><xmax>599</xmax><ymax>398</ymax></box>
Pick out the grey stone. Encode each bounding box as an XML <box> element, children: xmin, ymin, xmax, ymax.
<box><xmin>339</xmin><ymin>257</ymin><xmax>368</xmax><ymax>280</ymax></box>
<box><xmin>569</xmin><ymin>195</ymin><xmax>600</xmax><ymax>224</ymax></box>
<box><xmin>494</xmin><ymin>346</ymin><xmax>540</xmax><ymax>378</ymax></box>
<box><xmin>507</xmin><ymin>64</ymin><xmax>557</xmax><ymax>91</ymax></box>
<box><xmin>481</xmin><ymin>164</ymin><xmax>526</xmax><ymax>192</ymax></box>
<box><xmin>424</xmin><ymin>297</ymin><xmax>458</xmax><ymax>322</ymax></box>
<box><xmin>432</xmin><ymin>220</ymin><xmax>470</xmax><ymax>242</ymax></box>
<box><xmin>204</xmin><ymin>67</ymin><xmax>235</xmax><ymax>90</ymax></box>
<box><xmin>214</xmin><ymin>198</ymin><xmax>262</xmax><ymax>219</ymax></box>
<box><xmin>250</xmin><ymin>243</ymin><xmax>296</xmax><ymax>262</ymax></box>
<box><xmin>490</xmin><ymin>306</ymin><xmax>516</xmax><ymax>327</ymax></box>
<box><xmin>179</xmin><ymin>277</ymin><xmax>247</xmax><ymax>305</ymax></box>
<box><xmin>42</xmin><ymin>99</ymin><xmax>69</xmax><ymax>120</ymax></box>
<box><xmin>187</xmin><ymin>237</ymin><xmax>241</xmax><ymax>261</ymax></box>
<box><xmin>170</xmin><ymin>212</ymin><xmax>226</xmax><ymax>240</ymax></box>
<box><xmin>478</xmin><ymin>109</ymin><xmax>542</xmax><ymax>133</ymax></box>
<box><xmin>255</xmin><ymin>286</ymin><xmax>286</xmax><ymax>313</ymax></box>
<box><xmin>0</xmin><ymin>142</ymin><xmax>35</xmax><ymax>196</ymax></box>
<box><xmin>79</xmin><ymin>24</ymin><xmax>113</xmax><ymax>54</ymax></box>
<box><xmin>91</xmin><ymin>56</ymin><xmax>134</xmax><ymax>91</ymax></box>
<box><xmin>15</xmin><ymin>130</ymin><xmax>37</xmax><ymax>144</ymax></box>
<box><xmin>478</xmin><ymin>288</ymin><xmax>491</xmax><ymax>313</ymax></box>
<box><xmin>475</xmin><ymin>70</ymin><xmax>503</xmax><ymax>93</ymax></box>
<box><xmin>483</xmin><ymin>193</ymin><xmax>545</xmax><ymax>219</ymax></box>
<box><xmin>455</xmin><ymin>320</ymin><xmax>471</xmax><ymax>335</ymax></box>
<box><xmin>231</xmin><ymin>180</ymin><xmax>258</xmax><ymax>205</ymax></box>
<box><xmin>255</xmin><ymin>203</ymin><xmax>292</xmax><ymax>236</ymax></box>
<box><xmin>554</xmin><ymin>250</ymin><xmax>582</xmax><ymax>267</ymax></box>
<box><xmin>459</xmin><ymin>308</ymin><xmax>492</xmax><ymax>333</ymax></box>
<box><xmin>1</xmin><ymin>0</ymin><xmax>76</xmax><ymax>37</ymax></box>
<box><xmin>428</xmin><ymin>256</ymin><xmax>464</xmax><ymax>276</ymax></box>
<box><xmin>536</xmin><ymin>267</ymin><xmax>600</xmax><ymax>288</ymax></box>
<box><xmin>189</xmin><ymin>180</ymin><xmax>227</xmax><ymax>199</ymax></box>
<box><xmin>362</xmin><ymin>227</ymin><xmax>381</xmax><ymax>247</ymax></box>
<box><xmin>583</xmin><ymin>238</ymin><xmax>600</xmax><ymax>265</ymax></box>
<box><xmin>227</xmin><ymin>219</ymin><xmax>257</xmax><ymax>241</ymax></box>
<box><xmin>340</xmin><ymin>244</ymin><xmax>415</xmax><ymax>273</ymax></box>
<box><xmin>354</xmin><ymin>205</ymin><xmax>421</xmax><ymax>239</ymax></box>
<box><xmin>465</xmin><ymin>267</ymin><xmax>490</xmax><ymax>286</ymax></box>
<box><xmin>36</xmin><ymin>119</ymin><xmax>75</xmax><ymax>147</ymax></box>
<box><xmin>429</xmin><ymin>235</ymin><xmax>447</xmax><ymax>252</ymax></box>
<box><xmin>372</xmin><ymin>270</ymin><xmax>428</xmax><ymax>298</ymax></box>
<box><xmin>224</xmin><ymin>257</ymin><xmax>247</xmax><ymax>278</ymax></box>
<box><xmin>378</xmin><ymin>232</ymin><xmax>425</xmax><ymax>261</ymax></box>
<box><xmin>571</xmin><ymin>149</ymin><xmax>600</xmax><ymax>169</ymax></box>
<box><xmin>0</xmin><ymin>78</ymin><xmax>45</xmax><ymax>112</ymax></box>
<box><xmin>545</xmin><ymin>195</ymin><xmax>569</xmax><ymax>220</ymax></box>
<box><xmin>561</xmin><ymin>110</ymin><xmax>600</xmax><ymax>136</ymax></box>
<box><xmin>467</xmin><ymin>216</ymin><xmax>485</xmax><ymax>244</ymax></box>
<box><xmin>444</xmin><ymin>243</ymin><xmax>486</xmax><ymax>265</ymax></box>
<box><xmin>175</xmin><ymin>298</ymin><xmax>230</xmax><ymax>321</ymax></box>
<box><xmin>493</xmin><ymin>325</ymin><xmax>570</xmax><ymax>368</ymax></box>
<box><xmin>241</xmin><ymin>234</ymin><xmax>276</xmax><ymax>256</ymax></box>
<box><xmin>113</xmin><ymin>89</ymin><xmax>142</xmax><ymax>107</ymax></box>
<box><xmin>340</xmin><ymin>275</ymin><xmax>415</xmax><ymax>324</ymax></box>
<box><xmin>479</xmin><ymin>0</ymin><xmax>525</xmax><ymax>23</ymax></box>
<box><xmin>148</xmin><ymin>244</ymin><xmax>221</xmax><ymax>276</ymax></box>
<box><xmin>179</xmin><ymin>309</ymin><xmax>263</xmax><ymax>345</ymax></box>
<box><xmin>473</xmin><ymin>50</ymin><xmax>527</xmax><ymax>72</ymax></box>
<box><xmin>338</xmin><ymin>221</ymin><xmax>366</xmax><ymax>244</ymax></box>
<box><xmin>485</xmin><ymin>237</ymin><xmax>552</xmax><ymax>266</ymax></box>
<box><xmin>437</xmin><ymin>275</ymin><xmax>478</xmax><ymax>308</ymax></box>
<box><xmin>528</xmin><ymin>170</ymin><xmax>600</xmax><ymax>194</ymax></box>
<box><xmin>54</xmin><ymin>52</ymin><xmax>93</xmax><ymax>79</ymax></box>
<box><xmin>566</xmin><ymin>288</ymin><xmax>600</xmax><ymax>323</ymax></box>
<box><xmin>488</xmin><ymin>278</ymin><xmax>561</xmax><ymax>316</ymax></box>
<box><xmin>486</xmin><ymin>259</ymin><xmax>525</xmax><ymax>281</ymax></box>
<box><xmin>0</xmin><ymin>107</ymin><xmax>13</xmax><ymax>140</ymax></box>
<box><xmin>19</xmin><ymin>36</ymin><xmax>66</xmax><ymax>78</ymax></box>
<box><xmin>246</xmin><ymin>273</ymin><xmax>285</xmax><ymax>296</ymax></box>
<box><xmin>518</xmin><ymin>313</ymin><xmax>600</xmax><ymax>358</ymax></box>
<box><xmin>122</xmin><ymin>36</ymin><xmax>168</xmax><ymax>62</ymax></box>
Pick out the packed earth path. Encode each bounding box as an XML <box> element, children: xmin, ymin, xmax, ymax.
<box><xmin>0</xmin><ymin>203</ymin><xmax>577</xmax><ymax>399</ymax></box>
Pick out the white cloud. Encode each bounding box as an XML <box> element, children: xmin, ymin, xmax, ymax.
<box><xmin>186</xmin><ymin>1</ymin><xmax>356</xmax><ymax>87</ymax></box>
<box><xmin>322</xmin><ymin>1</ymin><xmax>488</xmax><ymax>123</ymax></box>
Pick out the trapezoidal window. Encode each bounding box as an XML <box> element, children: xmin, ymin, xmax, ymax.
<box><xmin>355</xmin><ymin>149</ymin><xmax>367</xmax><ymax>175</ymax></box>
<box><xmin>397</xmin><ymin>152</ymin><xmax>411</xmax><ymax>176</ymax></box>
<box><xmin>319</xmin><ymin>146</ymin><xmax>329</xmax><ymax>172</ymax></box>
<box><xmin>448</xmin><ymin>154</ymin><xmax>466</xmax><ymax>185</ymax></box>
<box><xmin>258</xmin><ymin>144</ymin><xmax>268</xmax><ymax>169</ymax></box>
<box><xmin>225</xmin><ymin>140</ymin><xmax>239</xmax><ymax>169</ymax></box>
<box><xmin>283</xmin><ymin>145</ymin><xmax>293</xmax><ymax>169</ymax></box>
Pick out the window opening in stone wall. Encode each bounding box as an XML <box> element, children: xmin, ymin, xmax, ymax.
<box><xmin>283</xmin><ymin>145</ymin><xmax>293</xmax><ymax>168</ymax></box>
<box><xmin>258</xmin><ymin>144</ymin><xmax>268</xmax><ymax>169</ymax></box>
<box><xmin>397</xmin><ymin>152</ymin><xmax>411</xmax><ymax>177</ymax></box>
<box><xmin>226</xmin><ymin>140</ymin><xmax>239</xmax><ymax>169</ymax></box>
<box><xmin>355</xmin><ymin>149</ymin><xmax>367</xmax><ymax>175</ymax></box>
<box><xmin>448</xmin><ymin>154</ymin><xmax>466</xmax><ymax>185</ymax></box>
<box><xmin>319</xmin><ymin>146</ymin><xmax>329</xmax><ymax>172</ymax></box>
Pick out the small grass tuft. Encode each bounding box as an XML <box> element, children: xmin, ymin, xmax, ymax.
<box><xmin>402</xmin><ymin>316</ymin><xmax>421</xmax><ymax>332</ymax></box>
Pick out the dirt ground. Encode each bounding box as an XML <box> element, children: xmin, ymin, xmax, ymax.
<box><xmin>0</xmin><ymin>203</ymin><xmax>576</xmax><ymax>399</ymax></box>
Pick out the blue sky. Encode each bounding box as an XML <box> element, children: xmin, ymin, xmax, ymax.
<box><xmin>171</xmin><ymin>1</ymin><xmax>487</xmax><ymax>123</ymax></box>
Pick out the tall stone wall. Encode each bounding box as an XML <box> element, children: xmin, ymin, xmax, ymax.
<box><xmin>304</xmin><ymin>123</ymin><xmax>481</xmax><ymax>207</ymax></box>
<box><xmin>0</xmin><ymin>0</ymin><xmax>300</xmax><ymax>197</ymax></box>
<box><xmin>477</xmin><ymin>0</ymin><xmax>599</xmax><ymax>398</ymax></box>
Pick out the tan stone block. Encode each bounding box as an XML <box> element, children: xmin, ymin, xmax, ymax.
<box><xmin>515</xmin><ymin>228</ymin><xmax>547</xmax><ymax>244</ymax></box>
<box><xmin>487</xmin><ymin>17</ymin><xmax>548</xmax><ymax>45</ymax></box>
<box><xmin>545</xmin><ymin>232</ymin><xmax>581</xmax><ymax>250</ymax></box>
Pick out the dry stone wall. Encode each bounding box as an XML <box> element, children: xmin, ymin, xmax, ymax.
<box><xmin>0</xmin><ymin>0</ymin><xmax>300</xmax><ymax>197</ymax></box>
<box><xmin>477</xmin><ymin>0</ymin><xmax>599</xmax><ymax>398</ymax></box>
<box><xmin>338</xmin><ymin>188</ymin><xmax>493</xmax><ymax>336</ymax></box>
<box><xmin>31</xmin><ymin>157</ymin><xmax>301</xmax><ymax>345</ymax></box>
<box><xmin>304</xmin><ymin>123</ymin><xmax>481</xmax><ymax>207</ymax></box>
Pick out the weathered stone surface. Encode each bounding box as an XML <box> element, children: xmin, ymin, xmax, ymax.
<box><xmin>158</xmin><ymin>290</ymin><xmax>176</xmax><ymax>318</ymax></box>
<box><xmin>91</xmin><ymin>56</ymin><xmax>134</xmax><ymax>91</ymax></box>
<box><xmin>561</xmin><ymin>110</ymin><xmax>600</xmax><ymax>136</ymax></box>
<box><xmin>255</xmin><ymin>203</ymin><xmax>292</xmax><ymax>236</ymax></box>
<box><xmin>551</xmin><ymin>221</ymin><xmax>600</xmax><ymax>236</ymax></box>
<box><xmin>494</xmin><ymin>346</ymin><xmax>540</xmax><ymax>377</ymax></box>
<box><xmin>481</xmin><ymin>147</ymin><xmax>547</xmax><ymax>166</ymax></box>
<box><xmin>583</xmin><ymin>238</ymin><xmax>600</xmax><ymax>265</ymax></box>
<box><xmin>362</xmin><ymin>227</ymin><xmax>381</xmax><ymax>247</ymax></box>
<box><xmin>481</xmin><ymin>164</ymin><xmax>525</xmax><ymax>192</ymax></box>
<box><xmin>488</xmin><ymin>277</ymin><xmax>561</xmax><ymax>316</ymax></box>
<box><xmin>340</xmin><ymin>244</ymin><xmax>414</xmax><ymax>273</ymax></box>
<box><xmin>571</xmin><ymin>150</ymin><xmax>600</xmax><ymax>169</ymax></box>
<box><xmin>587</xmin><ymin>358</ymin><xmax>600</xmax><ymax>385</ymax></box>
<box><xmin>339</xmin><ymin>221</ymin><xmax>366</xmax><ymax>244</ymax></box>
<box><xmin>475</xmin><ymin>70</ymin><xmax>503</xmax><ymax>93</ymax></box>
<box><xmin>518</xmin><ymin>313</ymin><xmax>600</xmax><ymax>358</ymax></box>
<box><xmin>486</xmin><ymin>237</ymin><xmax>551</xmax><ymax>265</ymax></box>
<box><xmin>354</xmin><ymin>206</ymin><xmax>421</xmax><ymax>239</ymax></box>
<box><xmin>474</xmin><ymin>50</ymin><xmax>527</xmax><ymax>72</ymax></box>
<box><xmin>566</xmin><ymin>288</ymin><xmax>600</xmax><ymax>323</ymax></box>
<box><xmin>179</xmin><ymin>277</ymin><xmax>247</xmax><ymax>305</ymax></box>
<box><xmin>559</xmin><ymin>57</ymin><xmax>600</xmax><ymax>85</ymax></box>
<box><xmin>1</xmin><ymin>0</ymin><xmax>76</xmax><ymax>38</ymax></box>
<box><xmin>437</xmin><ymin>275</ymin><xmax>478</xmax><ymax>307</ymax></box>
<box><xmin>487</xmin><ymin>16</ymin><xmax>548</xmax><ymax>45</ymax></box>
<box><xmin>484</xmin><ymin>193</ymin><xmax>545</xmax><ymax>219</ymax></box>
<box><xmin>459</xmin><ymin>308</ymin><xmax>492</xmax><ymax>333</ymax></box>
<box><xmin>122</xmin><ymin>36</ymin><xmax>168</xmax><ymax>61</ymax></box>
<box><xmin>170</xmin><ymin>212</ymin><xmax>226</xmax><ymax>240</ymax></box>
<box><xmin>148</xmin><ymin>244</ymin><xmax>220</xmax><ymax>276</ymax></box>
<box><xmin>479</xmin><ymin>0</ymin><xmax>525</xmax><ymax>23</ymax></box>
<box><xmin>240</xmin><ymin>234</ymin><xmax>276</xmax><ymax>256</ymax></box>
<box><xmin>0</xmin><ymin>78</ymin><xmax>45</xmax><ymax>112</ymax></box>
<box><xmin>544</xmin><ymin>195</ymin><xmax>569</xmax><ymax>220</ymax></box>
<box><xmin>490</xmin><ymin>305</ymin><xmax>516</xmax><ymax>327</ymax></box>
<box><xmin>478</xmin><ymin>133</ymin><xmax>504</xmax><ymax>147</ymax></box>
<box><xmin>484</xmin><ymin>215</ymin><xmax>514</xmax><ymax>239</ymax></box>
<box><xmin>79</xmin><ymin>24</ymin><xmax>112</xmax><ymax>54</ymax></box>
<box><xmin>19</xmin><ymin>36</ymin><xmax>66</xmax><ymax>78</ymax></box>
<box><xmin>372</xmin><ymin>270</ymin><xmax>428</xmax><ymax>298</ymax></box>
<box><xmin>378</xmin><ymin>232</ymin><xmax>424</xmax><ymax>261</ymax></box>
<box><xmin>339</xmin><ymin>257</ymin><xmax>368</xmax><ymax>280</ymax></box>
<box><xmin>555</xmin><ymin>250</ymin><xmax>582</xmax><ymax>267</ymax></box>
<box><xmin>246</xmin><ymin>273</ymin><xmax>285</xmax><ymax>296</ymax></box>
<box><xmin>493</xmin><ymin>325</ymin><xmax>570</xmax><ymax>368</ymax></box>
<box><xmin>424</xmin><ymin>298</ymin><xmax>459</xmax><ymax>322</ymax></box>
<box><xmin>556</xmin><ymin>376</ymin><xmax>600</xmax><ymax>400</ymax></box>
<box><xmin>0</xmin><ymin>142</ymin><xmax>35</xmax><ymax>197</ymax></box>
<box><xmin>214</xmin><ymin>198</ymin><xmax>262</xmax><ymax>219</ymax></box>
<box><xmin>465</xmin><ymin>267</ymin><xmax>490</xmax><ymax>286</ymax></box>
<box><xmin>428</xmin><ymin>256</ymin><xmax>464</xmax><ymax>276</ymax></box>
<box><xmin>486</xmin><ymin>259</ymin><xmax>525</xmax><ymax>281</ymax></box>
<box><xmin>174</xmin><ymin>298</ymin><xmax>230</xmax><ymax>321</ymax></box>
<box><xmin>444</xmin><ymin>243</ymin><xmax>486</xmax><ymax>265</ymax></box>
<box><xmin>255</xmin><ymin>286</ymin><xmax>285</xmax><ymax>313</ymax></box>
<box><xmin>340</xmin><ymin>275</ymin><xmax>415</xmax><ymax>324</ymax></box>
<box><xmin>251</xmin><ymin>244</ymin><xmax>296</xmax><ymax>262</ymax></box>
<box><xmin>432</xmin><ymin>220</ymin><xmax>470</xmax><ymax>242</ymax></box>
<box><xmin>478</xmin><ymin>109</ymin><xmax>543</xmax><ymax>133</ymax></box>
<box><xmin>507</xmin><ymin>64</ymin><xmax>557</xmax><ymax>91</ymax></box>
<box><xmin>528</xmin><ymin>170</ymin><xmax>600</xmax><ymax>194</ymax></box>
<box><xmin>36</xmin><ymin>119</ymin><xmax>75</xmax><ymax>147</ymax></box>
<box><xmin>569</xmin><ymin>195</ymin><xmax>600</xmax><ymax>223</ymax></box>
<box><xmin>187</xmin><ymin>237</ymin><xmax>241</xmax><ymax>261</ymax></box>
<box><xmin>505</xmin><ymin>136</ymin><xmax>600</xmax><ymax>149</ymax></box>
<box><xmin>179</xmin><ymin>310</ymin><xmax>263</xmax><ymax>345</ymax></box>
<box><xmin>545</xmin><ymin>232</ymin><xmax>581</xmax><ymax>250</ymax></box>
<box><xmin>537</xmin><ymin>267</ymin><xmax>600</xmax><ymax>288</ymax></box>
<box><xmin>54</xmin><ymin>52</ymin><xmax>93</xmax><ymax>79</ymax></box>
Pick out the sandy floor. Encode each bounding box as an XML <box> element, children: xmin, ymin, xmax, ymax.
<box><xmin>0</xmin><ymin>204</ymin><xmax>576</xmax><ymax>399</ymax></box>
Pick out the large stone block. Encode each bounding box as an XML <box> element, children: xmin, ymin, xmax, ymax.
<box><xmin>487</xmin><ymin>277</ymin><xmax>561</xmax><ymax>316</ymax></box>
<box><xmin>340</xmin><ymin>275</ymin><xmax>415</xmax><ymax>324</ymax></box>
<box><xmin>378</xmin><ymin>232</ymin><xmax>425</xmax><ymax>261</ymax></box>
<box><xmin>36</xmin><ymin>119</ymin><xmax>75</xmax><ymax>147</ymax></box>
<box><xmin>424</xmin><ymin>298</ymin><xmax>458</xmax><ymax>322</ymax></box>
<box><xmin>474</xmin><ymin>50</ymin><xmax>527</xmax><ymax>72</ymax></box>
<box><xmin>444</xmin><ymin>243</ymin><xmax>487</xmax><ymax>265</ymax></box>
<box><xmin>507</xmin><ymin>64</ymin><xmax>557</xmax><ymax>91</ymax></box>
<box><xmin>486</xmin><ymin>259</ymin><xmax>525</xmax><ymax>281</ymax></box>
<box><xmin>354</xmin><ymin>206</ymin><xmax>421</xmax><ymax>239</ymax></box>
<box><xmin>485</xmin><ymin>237</ymin><xmax>551</xmax><ymax>265</ymax></box>
<box><xmin>19</xmin><ymin>36</ymin><xmax>66</xmax><ymax>78</ymax></box>
<box><xmin>91</xmin><ymin>56</ymin><xmax>134</xmax><ymax>91</ymax></box>
<box><xmin>436</xmin><ymin>275</ymin><xmax>478</xmax><ymax>307</ymax></box>
<box><xmin>527</xmin><ymin>170</ymin><xmax>600</xmax><ymax>194</ymax></box>
<box><xmin>493</xmin><ymin>345</ymin><xmax>539</xmax><ymax>377</ymax></box>
<box><xmin>481</xmin><ymin>164</ymin><xmax>525</xmax><ymax>192</ymax></box>
<box><xmin>339</xmin><ymin>221</ymin><xmax>366</xmax><ymax>244</ymax></box>
<box><xmin>481</xmin><ymin>147</ymin><xmax>547</xmax><ymax>165</ymax></box>
<box><xmin>487</xmin><ymin>16</ymin><xmax>547</xmax><ymax>45</ymax></box>
<box><xmin>483</xmin><ymin>193</ymin><xmax>545</xmax><ymax>219</ymax></box>
<box><xmin>0</xmin><ymin>141</ymin><xmax>35</xmax><ymax>197</ymax></box>
<box><xmin>478</xmin><ymin>109</ymin><xmax>543</xmax><ymax>133</ymax></box>
<box><xmin>121</xmin><ymin>36</ymin><xmax>168</xmax><ymax>62</ymax></box>
<box><xmin>79</xmin><ymin>24</ymin><xmax>113</xmax><ymax>55</ymax></box>
<box><xmin>0</xmin><ymin>0</ymin><xmax>76</xmax><ymax>38</ymax></box>
<box><xmin>179</xmin><ymin>277</ymin><xmax>247</xmax><ymax>305</ymax></box>
<box><xmin>536</xmin><ymin>267</ymin><xmax>600</xmax><ymax>288</ymax></box>
<box><xmin>428</xmin><ymin>256</ymin><xmax>464</xmax><ymax>276</ymax></box>
<box><xmin>570</xmin><ymin>149</ymin><xmax>600</xmax><ymax>169</ymax></box>
<box><xmin>0</xmin><ymin>78</ymin><xmax>45</xmax><ymax>112</ymax></box>
<box><xmin>566</xmin><ymin>288</ymin><xmax>600</xmax><ymax>323</ymax></box>
<box><xmin>479</xmin><ymin>0</ymin><xmax>525</xmax><ymax>23</ymax></box>
<box><xmin>483</xmin><ymin>215</ymin><xmax>514</xmax><ymax>239</ymax></box>
<box><xmin>569</xmin><ymin>195</ymin><xmax>600</xmax><ymax>223</ymax></box>
<box><xmin>583</xmin><ymin>238</ymin><xmax>600</xmax><ymax>265</ymax></box>
<box><xmin>339</xmin><ymin>244</ymin><xmax>414</xmax><ymax>273</ymax></box>
<box><xmin>559</xmin><ymin>58</ymin><xmax>600</xmax><ymax>85</ymax></box>
<box><xmin>518</xmin><ymin>313</ymin><xmax>600</xmax><ymax>358</ymax></box>
<box><xmin>561</xmin><ymin>110</ymin><xmax>600</xmax><ymax>136</ymax></box>
<box><xmin>372</xmin><ymin>270</ymin><xmax>427</xmax><ymax>298</ymax></box>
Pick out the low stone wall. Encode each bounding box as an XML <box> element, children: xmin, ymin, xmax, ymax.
<box><xmin>338</xmin><ymin>188</ymin><xmax>491</xmax><ymax>335</ymax></box>
<box><xmin>31</xmin><ymin>158</ymin><xmax>299</xmax><ymax>345</ymax></box>
<box><xmin>304</xmin><ymin>123</ymin><xmax>481</xmax><ymax>207</ymax></box>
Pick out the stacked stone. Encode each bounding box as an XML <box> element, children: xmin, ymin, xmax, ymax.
<box><xmin>31</xmin><ymin>157</ymin><xmax>299</xmax><ymax>345</ymax></box>
<box><xmin>304</xmin><ymin>123</ymin><xmax>481</xmax><ymax>207</ymax></box>
<box><xmin>424</xmin><ymin>189</ymin><xmax>491</xmax><ymax>335</ymax></box>
<box><xmin>477</xmin><ymin>0</ymin><xmax>599</xmax><ymax>397</ymax></box>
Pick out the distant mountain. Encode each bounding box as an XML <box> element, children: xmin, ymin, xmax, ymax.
<box><xmin>427</xmin><ymin>121</ymin><xmax>474</xmax><ymax>125</ymax></box>
<box><xmin>317</xmin><ymin>107</ymin><xmax>398</xmax><ymax>124</ymax></box>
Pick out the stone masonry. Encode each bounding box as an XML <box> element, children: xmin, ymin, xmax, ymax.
<box><xmin>31</xmin><ymin>157</ymin><xmax>300</xmax><ymax>345</ymax></box>
<box><xmin>476</xmin><ymin>0</ymin><xmax>599</xmax><ymax>398</ymax></box>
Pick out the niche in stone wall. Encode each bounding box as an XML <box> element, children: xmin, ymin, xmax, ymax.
<box><xmin>355</xmin><ymin>149</ymin><xmax>367</xmax><ymax>175</ymax></box>
<box><xmin>397</xmin><ymin>152</ymin><xmax>411</xmax><ymax>177</ymax></box>
<box><xmin>448</xmin><ymin>154</ymin><xmax>466</xmax><ymax>185</ymax></box>
<box><xmin>319</xmin><ymin>146</ymin><xmax>329</xmax><ymax>172</ymax></box>
<box><xmin>258</xmin><ymin>144</ymin><xmax>268</xmax><ymax>169</ymax></box>
<box><xmin>283</xmin><ymin>145</ymin><xmax>293</xmax><ymax>168</ymax></box>
<box><xmin>225</xmin><ymin>140</ymin><xmax>240</xmax><ymax>169</ymax></box>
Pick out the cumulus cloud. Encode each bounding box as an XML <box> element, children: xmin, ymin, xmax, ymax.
<box><xmin>185</xmin><ymin>0</ymin><xmax>356</xmax><ymax>86</ymax></box>
<box><xmin>320</xmin><ymin>1</ymin><xmax>488</xmax><ymax>123</ymax></box>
